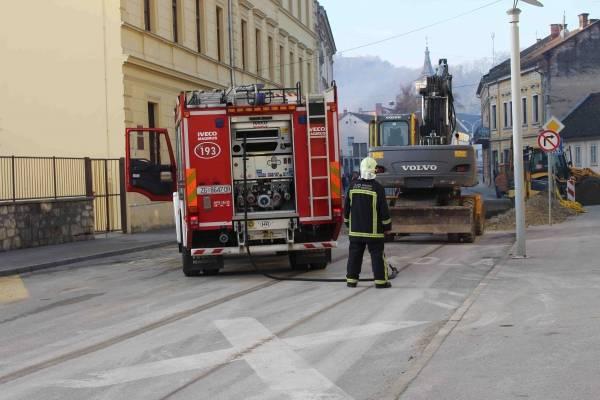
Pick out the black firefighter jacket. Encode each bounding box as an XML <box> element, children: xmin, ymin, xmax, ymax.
<box><xmin>343</xmin><ymin>179</ymin><xmax>392</xmax><ymax>241</ymax></box>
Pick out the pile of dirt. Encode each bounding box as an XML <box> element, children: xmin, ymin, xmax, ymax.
<box><xmin>486</xmin><ymin>194</ymin><xmax>578</xmax><ymax>231</ymax></box>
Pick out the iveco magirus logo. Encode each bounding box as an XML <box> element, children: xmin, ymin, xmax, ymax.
<box><xmin>401</xmin><ymin>165</ymin><xmax>438</xmax><ymax>171</ymax></box>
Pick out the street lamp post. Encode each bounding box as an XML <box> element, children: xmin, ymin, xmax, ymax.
<box><xmin>508</xmin><ymin>0</ymin><xmax>543</xmax><ymax>258</ymax></box>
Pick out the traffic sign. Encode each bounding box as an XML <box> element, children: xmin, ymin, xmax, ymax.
<box><xmin>538</xmin><ymin>130</ymin><xmax>561</xmax><ymax>153</ymax></box>
<box><xmin>543</xmin><ymin>116</ymin><xmax>565</xmax><ymax>134</ymax></box>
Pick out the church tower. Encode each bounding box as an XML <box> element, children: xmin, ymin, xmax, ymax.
<box><xmin>415</xmin><ymin>40</ymin><xmax>435</xmax><ymax>93</ymax></box>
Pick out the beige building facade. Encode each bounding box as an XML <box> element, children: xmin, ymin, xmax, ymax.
<box><xmin>479</xmin><ymin>69</ymin><xmax>544</xmax><ymax>169</ymax></box>
<box><xmin>1</xmin><ymin>0</ymin><xmax>328</xmax><ymax>232</ymax></box>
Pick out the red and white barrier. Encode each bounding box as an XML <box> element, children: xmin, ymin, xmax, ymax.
<box><xmin>567</xmin><ymin>178</ymin><xmax>576</xmax><ymax>201</ymax></box>
<box><xmin>191</xmin><ymin>241</ymin><xmax>338</xmax><ymax>257</ymax></box>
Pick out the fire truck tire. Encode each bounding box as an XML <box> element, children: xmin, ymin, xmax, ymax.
<box><xmin>310</xmin><ymin>262</ymin><xmax>328</xmax><ymax>270</ymax></box>
<box><xmin>202</xmin><ymin>268</ymin><xmax>220</xmax><ymax>276</ymax></box>
<box><xmin>447</xmin><ymin>233</ymin><xmax>460</xmax><ymax>243</ymax></box>
<box><xmin>309</xmin><ymin>249</ymin><xmax>331</xmax><ymax>270</ymax></box>
<box><xmin>289</xmin><ymin>252</ymin><xmax>308</xmax><ymax>271</ymax></box>
<box><xmin>182</xmin><ymin>248</ymin><xmax>201</xmax><ymax>277</ymax></box>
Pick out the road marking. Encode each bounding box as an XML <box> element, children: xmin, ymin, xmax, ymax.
<box><xmin>471</xmin><ymin>258</ymin><xmax>494</xmax><ymax>266</ymax></box>
<box><xmin>0</xmin><ymin>275</ymin><xmax>29</xmax><ymax>304</ymax></box>
<box><xmin>425</xmin><ymin>299</ymin><xmax>458</xmax><ymax>310</ymax></box>
<box><xmin>284</xmin><ymin>320</ymin><xmax>428</xmax><ymax>350</ymax></box>
<box><xmin>217</xmin><ymin>318</ymin><xmax>352</xmax><ymax>400</ymax></box>
<box><xmin>412</xmin><ymin>257</ymin><xmax>440</xmax><ymax>265</ymax></box>
<box><xmin>439</xmin><ymin>258</ymin><xmax>463</xmax><ymax>266</ymax></box>
<box><xmin>56</xmin><ymin>318</ymin><xmax>429</xmax><ymax>389</ymax></box>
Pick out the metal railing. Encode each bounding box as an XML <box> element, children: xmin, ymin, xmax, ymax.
<box><xmin>0</xmin><ymin>156</ymin><xmax>126</xmax><ymax>233</ymax></box>
<box><xmin>0</xmin><ymin>156</ymin><xmax>87</xmax><ymax>202</ymax></box>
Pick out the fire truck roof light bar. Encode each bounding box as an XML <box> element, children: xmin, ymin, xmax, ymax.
<box><xmin>185</xmin><ymin>83</ymin><xmax>304</xmax><ymax>108</ymax></box>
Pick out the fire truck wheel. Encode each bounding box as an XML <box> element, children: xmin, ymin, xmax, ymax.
<box><xmin>310</xmin><ymin>262</ymin><xmax>328</xmax><ymax>270</ymax></box>
<box><xmin>182</xmin><ymin>248</ymin><xmax>200</xmax><ymax>277</ymax></box>
<box><xmin>447</xmin><ymin>233</ymin><xmax>460</xmax><ymax>243</ymax></box>
<box><xmin>202</xmin><ymin>269</ymin><xmax>220</xmax><ymax>276</ymax></box>
<box><xmin>288</xmin><ymin>252</ymin><xmax>309</xmax><ymax>271</ymax></box>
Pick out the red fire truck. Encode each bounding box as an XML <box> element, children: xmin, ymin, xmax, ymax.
<box><xmin>125</xmin><ymin>83</ymin><xmax>343</xmax><ymax>276</ymax></box>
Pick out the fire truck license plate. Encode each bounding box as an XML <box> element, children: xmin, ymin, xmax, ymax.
<box><xmin>197</xmin><ymin>185</ymin><xmax>232</xmax><ymax>195</ymax></box>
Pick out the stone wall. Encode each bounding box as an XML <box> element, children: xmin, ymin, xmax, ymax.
<box><xmin>0</xmin><ymin>198</ymin><xmax>94</xmax><ymax>251</ymax></box>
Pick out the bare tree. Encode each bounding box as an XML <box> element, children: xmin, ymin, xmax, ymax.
<box><xmin>393</xmin><ymin>84</ymin><xmax>419</xmax><ymax>114</ymax></box>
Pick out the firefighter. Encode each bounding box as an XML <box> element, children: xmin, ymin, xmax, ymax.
<box><xmin>344</xmin><ymin>157</ymin><xmax>392</xmax><ymax>289</ymax></box>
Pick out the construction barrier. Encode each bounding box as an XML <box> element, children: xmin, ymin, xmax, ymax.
<box><xmin>567</xmin><ymin>178</ymin><xmax>576</xmax><ymax>201</ymax></box>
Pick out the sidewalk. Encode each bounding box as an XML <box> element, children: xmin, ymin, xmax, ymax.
<box><xmin>401</xmin><ymin>206</ymin><xmax>600</xmax><ymax>400</ymax></box>
<box><xmin>0</xmin><ymin>229</ymin><xmax>175</xmax><ymax>277</ymax></box>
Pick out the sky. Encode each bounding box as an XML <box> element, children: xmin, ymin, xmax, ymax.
<box><xmin>319</xmin><ymin>0</ymin><xmax>600</xmax><ymax>68</ymax></box>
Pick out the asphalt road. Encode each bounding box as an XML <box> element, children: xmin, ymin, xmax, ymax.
<box><xmin>0</xmin><ymin>233</ymin><xmax>513</xmax><ymax>400</ymax></box>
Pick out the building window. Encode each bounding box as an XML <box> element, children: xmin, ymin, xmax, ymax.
<box><xmin>137</xmin><ymin>132</ymin><xmax>145</xmax><ymax>150</ymax></box>
<box><xmin>347</xmin><ymin>136</ymin><xmax>354</xmax><ymax>146</ymax></box>
<box><xmin>172</xmin><ymin>0</ymin><xmax>179</xmax><ymax>43</ymax></box>
<box><xmin>493</xmin><ymin>150</ymin><xmax>499</xmax><ymax>170</ymax></box>
<box><xmin>299</xmin><ymin>57</ymin><xmax>304</xmax><ymax>87</ymax></box>
<box><xmin>359</xmin><ymin>143</ymin><xmax>368</xmax><ymax>158</ymax></box>
<box><xmin>307</xmin><ymin>61</ymin><xmax>312</xmax><ymax>93</ymax></box>
<box><xmin>305</xmin><ymin>0</ymin><xmax>310</xmax><ymax>26</ymax></box>
<box><xmin>241</xmin><ymin>20</ymin><xmax>248</xmax><ymax>70</ymax></box>
<box><xmin>255</xmin><ymin>29</ymin><xmax>262</xmax><ymax>76</ymax></box>
<box><xmin>268</xmin><ymin>37</ymin><xmax>274</xmax><ymax>80</ymax></box>
<box><xmin>148</xmin><ymin>102</ymin><xmax>159</xmax><ymax>164</ymax></box>
<box><xmin>509</xmin><ymin>101</ymin><xmax>513</xmax><ymax>127</ymax></box>
<box><xmin>503</xmin><ymin>102</ymin><xmax>508</xmax><ymax>128</ymax></box>
<box><xmin>279</xmin><ymin>45</ymin><xmax>285</xmax><ymax>85</ymax></box>
<box><xmin>504</xmin><ymin>149</ymin><xmax>510</xmax><ymax>165</ymax></box>
<box><xmin>195</xmin><ymin>0</ymin><xmax>203</xmax><ymax>53</ymax></box>
<box><xmin>522</xmin><ymin>97</ymin><xmax>527</xmax><ymax>125</ymax></box>
<box><xmin>575</xmin><ymin>145</ymin><xmax>582</xmax><ymax>167</ymax></box>
<box><xmin>532</xmin><ymin>94</ymin><xmax>539</xmax><ymax>123</ymax></box>
<box><xmin>216</xmin><ymin>7</ymin><xmax>223</xmax><ymax>62</ymax></box>
<box><xmin>491</xmin><ymin>104</ymin><xmax>497</xmax><ymax>130</ymax></box>
<box><xmin>289</xmin><ymin>51</ymin><xmax>295</xmax><ymax>86</ymax></box>
<box><xmin>144</xmin><ymin>0</ymin><xmax>152</xmax><ymax>31</ymax></box>
<box><xmin>591</xmin><ymin>144</ymin><xmax>598</xmax><ymax>166</ymax></box>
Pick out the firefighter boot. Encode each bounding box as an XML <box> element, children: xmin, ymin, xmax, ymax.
<box><xmin>375</xmin><ymin>281</ymin><xmax>392</xmax><ymax>289</ymax></box>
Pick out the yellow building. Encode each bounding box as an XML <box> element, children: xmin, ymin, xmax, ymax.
<box><xmin>1</xmin><ymin>0</ymin><xmax>327</xmax><ymax>232</ymax></box>
<box><xmin>478</xmin><ymin>69</ymin><xmax>543</xmax><ymax>169</ymax></box>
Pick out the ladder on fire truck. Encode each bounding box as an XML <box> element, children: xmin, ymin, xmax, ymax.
<box><xmin>306</xmin><ymin>94</ymin><xmax>332</xmax><ymax>221</ymax></box>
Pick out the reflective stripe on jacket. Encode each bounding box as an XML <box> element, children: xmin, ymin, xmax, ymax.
<box><xmin>343</xmin><ymin>179</ymin><xmax>391</xmax><ymax>240</ymax></box>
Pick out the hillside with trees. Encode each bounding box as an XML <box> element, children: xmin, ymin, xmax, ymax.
<box><xmin>333</xmin><ymin>55</ymin><xmax>505</xmax><ymax>115</ymax></box>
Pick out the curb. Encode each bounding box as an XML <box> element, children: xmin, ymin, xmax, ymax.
<box><xmin>0</xmin><ymin>241</ymin><xmax>174</xmax><ymax>277</ymax></box>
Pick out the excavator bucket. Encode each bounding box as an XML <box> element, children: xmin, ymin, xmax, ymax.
<box><xmin>388</xmin><ymin>205</ymin><xmax>474</xmax><ymax>235</ymax></box>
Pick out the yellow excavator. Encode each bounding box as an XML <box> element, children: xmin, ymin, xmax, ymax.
<box><xmin>495</xmin><ymin>146</ymin><xmax>600</xmax><ymax>206</ymax></box>
<box><xmin>368</xmin><ymin>59</ymin><xmax>484</xmax><ymax>242</ymax></box>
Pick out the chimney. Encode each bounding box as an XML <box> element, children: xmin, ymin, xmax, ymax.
<box><xmin>550</xmin><ymin>24</ymin><xmax>561</xmax><ymax>39</ymax></box>
<box><xmin>343</xmin><ymin>108</ymin><xmax>348</xmax><ymax>116</ymax></box>
<box><xmin>561</xmin><ymin>23</ymin><xmax>568</xmax><ymax>38</ymax></box>
<box><xmin>579</xmin><ymin>13</ymin><xmax>590</xmax><ymax>29</ymax></box>
<box><xmin>375</xmin><ymin>103</ymin><xmax>383</xmax><ymax>115</ymax></box>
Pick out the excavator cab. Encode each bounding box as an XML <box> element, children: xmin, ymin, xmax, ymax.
<box><xmin>369</xmin><ymin>115</ymin><xmax>416</xmax><ymax>148</ymax></box>
<box><xmin>526</xmin><ymin>147</ymin><xmax>570</xmax><ymax>194</ymax></box>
